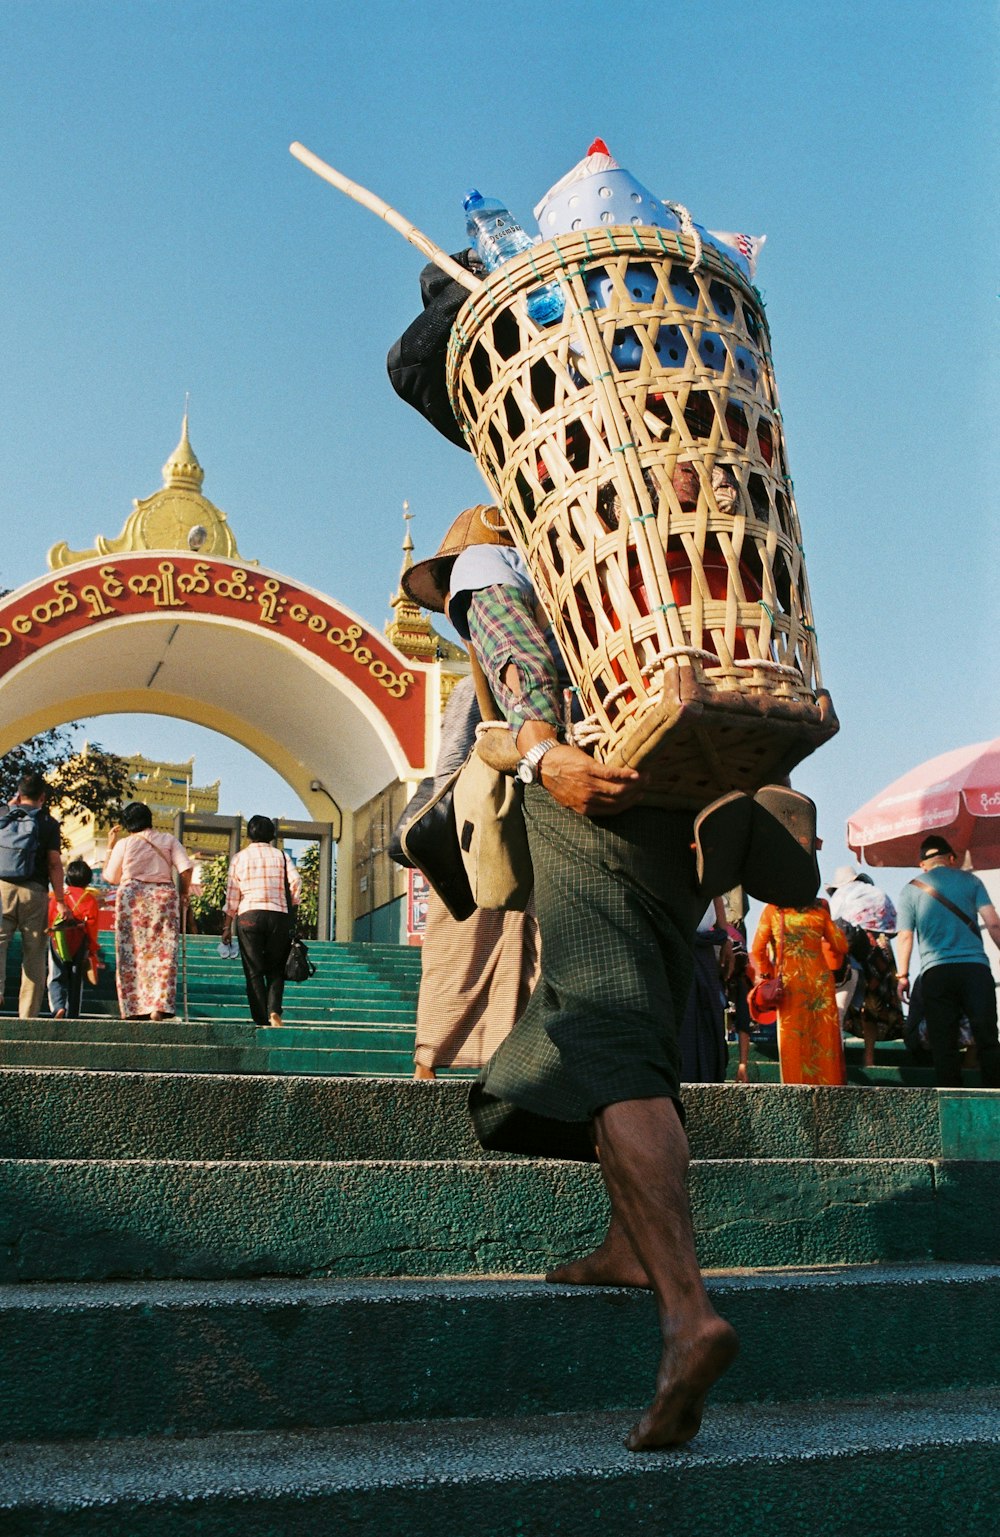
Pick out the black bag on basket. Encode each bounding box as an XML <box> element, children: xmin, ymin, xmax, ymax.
<box><xmin>388</xmin><ymin>775</ymin><xmax>437</xmax><ymax>868</ymax></box>
<box><xmin>282</xmin><ymin>857</ymin><xmax>316</xmax><ymax>982</ymax></box>
<box><xmin>400</xmin><ymin>764</ymin><xmax>476</xmax><ymax>922</ymax></box>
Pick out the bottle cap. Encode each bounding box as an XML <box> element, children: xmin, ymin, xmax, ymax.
<box><xmin>463</xmin><ymin>189</ymin><xmax>483</xmax><ymax>212</ymax></box>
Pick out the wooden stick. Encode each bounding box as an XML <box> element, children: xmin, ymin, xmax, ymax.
<box><xmin>289</xmin><ymin>141</ymin><xmax>482</xmax><ymax>293</ymax></box>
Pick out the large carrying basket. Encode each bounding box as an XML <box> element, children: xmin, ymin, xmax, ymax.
<box><xmin>447</xmin><ymin>226</ymin><xmax>837</xmax><ymax>809</ymax></box>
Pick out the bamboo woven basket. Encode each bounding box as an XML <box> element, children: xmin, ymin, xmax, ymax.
<box><xmin>446</xmin><ymin>226</ymin><xmax>837</xmax><ymax>808</ymax></box>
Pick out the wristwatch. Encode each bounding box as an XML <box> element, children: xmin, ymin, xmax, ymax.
<box><xmin>516</xmin><ymin>738</ymin><xmax>559</xmax><ymax>784</ymax></box>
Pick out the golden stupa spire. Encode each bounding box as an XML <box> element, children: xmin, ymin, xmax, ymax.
<box><xmin>161</xmin><ymin>404</ymin><xmax>205</xmax><ymax>492</ymax></box>
<box><xmin>385</xmin><ymin>501</ymin><xmax>467</xmax><ymax>670</ymax></box>
<box><xmin>47</xmin><ymin>409</ymin><xmax>244</xmax><ymax>568</ymax></box>
<box><xmin>400</xmin><ymin>499</ymin><xmax>415</xmax><ymax>571</ymax></box>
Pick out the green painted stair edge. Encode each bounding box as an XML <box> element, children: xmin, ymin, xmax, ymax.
<box><xmin>0</xmin><ymin>1156</ymin><xmax>996</xmax><ymax>1282</ymax></box>
<box><xmin>1</xmin><ymin>1264</ymin><xmax>997</xmax><ymax>1443</ymax></box>
<box><xmin>0</xmin><ymin>1020</ymin><xmax>418</xmax><ymax>1046</ymax></box>
<box><xmin>0</xmin><ymin>1049</ymin><xmax>953</xmax><ymax>1087</ymax></box>
<box><xmin>4</xmin><ymin>937</ymin><xmax>424</xmax><ymax>1022</ymax></box>
<box><xmin>0</xmin><ymin>1075</ymin><xmax>970</xmax><ymax>1162</ymax></box>
<box><xmin>0</xmin><ymin>1042</ymin><xmax>417</xmax><ymax>1076</ymax></box>
<box><xmin>1</xmin><ymin>1392</ymin><xmax>998</xmax><ymax>1537</ymax></box>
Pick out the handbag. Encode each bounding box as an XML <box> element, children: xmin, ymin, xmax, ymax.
<box><xmin>747</xmin><ymin>975</ymin><xmax>784</xmax><ymax>1025</ymax></box>
<box><xmin>281</xmin><ymin>856</ymin><xmax>316</xmax><ymax>983</ymax></box>
<box><xmin>285</xmin><ymin>934</ymin><xmax>316</xmax><ymax>983</ymax></box>
<box><xmin>748</xmin><ymin>910</ymin><xmax>784</xmax><ymax>1024</ymax></box>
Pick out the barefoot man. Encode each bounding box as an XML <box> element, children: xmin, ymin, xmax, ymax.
<box><xmin>403</xmin><ymin>509</ymin><xmax>740</xmax><ymax>1452</ymax></box>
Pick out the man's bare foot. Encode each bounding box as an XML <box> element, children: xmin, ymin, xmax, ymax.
<box><xmin>546</xmin><ymin>1218</ymin><xmax>651</xmax><ymax>1289</ymax></box>
<box><xmin>268</xmin><ymin>1012</ymin><xmax>283</xmax><ymax>1028</ymax></box>
<box><xmin>413</xmin><ymin>1063</ymin><xmax>436</xmax><ymax>1081</ymax></box>
<box><xmin>627</xmin><ymin>1316</ymin><xmax>740</xmax><ymax>1451</ymax></box>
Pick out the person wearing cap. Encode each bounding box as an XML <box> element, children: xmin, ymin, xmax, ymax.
<box><xmin>894</xmin><ymin>835</ymin><xmax>1000</xmax><ymax>1087</ymax></box>
<box><xmin>404</xmin><ymin>504</ymin><xmax>739</xmax><ymax>1453</ymax></box>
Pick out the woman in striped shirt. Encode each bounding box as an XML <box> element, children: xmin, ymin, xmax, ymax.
<box><xmin>221</xmin><ymin>816</ymin><xmax>301</xmax><ymax>1028</ymax></box>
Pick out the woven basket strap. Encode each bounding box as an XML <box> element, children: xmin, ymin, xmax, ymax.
<box><xmin>467</xmin><ymin>646</ymin><xmax>501</xmax><ymax>724</ymax></box>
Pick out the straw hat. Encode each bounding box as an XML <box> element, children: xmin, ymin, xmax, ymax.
<box><xmin>402</xmin><ymin>504</ymin><xmax>514</xmax><ymax>613</ymax></box>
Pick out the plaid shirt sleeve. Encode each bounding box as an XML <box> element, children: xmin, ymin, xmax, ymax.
<box><xmin>467</xmin><ymin>585</ymin><xmax>561</xmax><ymax>729</ymax></box>
<box><xmin>224</xmin><ymin>861</ymin><xmax>241</xmax><ymax>919</ymax></box>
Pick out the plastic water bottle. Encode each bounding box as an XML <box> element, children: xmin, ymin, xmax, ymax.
<box><xmin>463</xmin><ymin>190</ymin><xmax>564</xmax><ymax>325</ymax></box>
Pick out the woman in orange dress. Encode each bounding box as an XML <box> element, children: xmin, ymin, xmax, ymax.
<box><xmin>750</xmin><ymin>901</ymin><xmax>849</xmax><ymax>1085</ymax></box>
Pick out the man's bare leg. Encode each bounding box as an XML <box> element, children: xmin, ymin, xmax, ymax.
<box><xmin>546</xmin><ymin>1212</ymin><xmax>651</xmax><ymax>1289</ymax></box>
<box><xmin>594</xmin><ymin>1095</ymin><xmax>739</xmax><ymax>1450</ymax></box>
<box><xmin>862</xmin><ymin>1018</ymin><xmax>877</xmax><ymax>1069</ymax></box>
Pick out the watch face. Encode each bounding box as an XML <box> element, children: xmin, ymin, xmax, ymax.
<box><xmin>516</xmin><ymin>761</ymin><xmax>534</xmax><ymax>784</ymax></box>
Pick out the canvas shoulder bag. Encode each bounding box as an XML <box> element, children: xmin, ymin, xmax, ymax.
<box><xmin>453</xmin><ymin>647</ymin><xmax>532</xmax><ymax>912</ymax></box>
<box><xmin>399</xmin><ymin>648</ymin><xmax>534</xmax><ymax>920</ymax></box>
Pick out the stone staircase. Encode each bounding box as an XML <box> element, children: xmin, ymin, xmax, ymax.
<box><xmin>1</xmin><ymin>936</ymin><xmax>425</xmax><ymax>1076</ymax></box>
<box><xmin>1</xmin><ymin>1062</ymin><xmax>998</xmax><ymax>1533</ymax></box>
<box><xmin>1</xmin><ymin>936</ymin><xmax>969</xmax><ymax>1085</ymax></box>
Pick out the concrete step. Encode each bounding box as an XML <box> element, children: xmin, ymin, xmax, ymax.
<box><xmin>0</xmin><ymin>1040</ymin><xmax>417</xmax><ymax>1075</ymax></box>
<box><xmin>0</xmin><ymin>1041</ymin><xmax>275</xmax><ymax>1074</ymax></box>
<box><xmin>732</xmin><ymin>1058</ymin><xmax>982</xmax><ymax>1088</ymax></box>
<box><xmin>2</xmin><ymin>1389</ymin><xmax>997</xmax><ymax>1537</ymax></box>
<box><xmin>1</xmin><ymin>1152</ymin><xmax>993</xmax><ymax>1283</ymax></box>
<box><xmin>6</xmin><ymin>1074</ymin><xmax>979</xmax><ymax>1163</ymax></box>
<box><xmin>1</xmin><ymin>1264</ymin><xmax>996</xmax><ymax>1444</ymax></box>
<box><xmin>4</xmin><ymin>990</ymin><xmax>419</xmax><ymax>1010</ymax></box>
<box><xmin>0</xmin><ymin>1019</ymin><xmax>417</xmax><ymax>1045</ymax></box>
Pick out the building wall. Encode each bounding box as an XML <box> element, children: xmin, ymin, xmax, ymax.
<box><xmin>352</xmin><ymin>780</ymin><xmax>410</xmax><ymax>931</ymax></box>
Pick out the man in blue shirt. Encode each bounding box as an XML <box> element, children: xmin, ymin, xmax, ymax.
<box><xmin>895</xmin><ymin>834</ymin><xmax>1000</xmax><ymax>1087</ymax></box>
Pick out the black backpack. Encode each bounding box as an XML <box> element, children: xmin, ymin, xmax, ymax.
<box><xmin>0</xmin><ymin>804</ymin><xmax>43</xmax><ymax>881</ymax></box>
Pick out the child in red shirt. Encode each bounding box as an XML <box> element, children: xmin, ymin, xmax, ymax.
<box><xmin>47</xmin><ymin>859</ymin><xmax>101</xmax><ymax>1019</ymax></box>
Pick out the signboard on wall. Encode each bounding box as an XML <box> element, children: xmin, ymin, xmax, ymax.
<box><xmin>407</xmin><ymin>869</ymin><xmax>430</xmax><ymax>945</ymax></box>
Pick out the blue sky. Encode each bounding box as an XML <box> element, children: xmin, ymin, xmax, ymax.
<box><xmin>1</xmin><ymin>0</ymin><xmax>996</xmax><ymax>906</ymax></box>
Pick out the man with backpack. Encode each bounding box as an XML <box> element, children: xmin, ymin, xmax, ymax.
<box><xmin>0</xmin><ymin>771</ymin><xmax>66</xmax><ymax>1018</ymax></box>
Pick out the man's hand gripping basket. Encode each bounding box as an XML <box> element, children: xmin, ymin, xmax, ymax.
<box><xmin>447</xmin><ymin>227</ymin><xmax>837</xmax><ymax>809</ymax></box>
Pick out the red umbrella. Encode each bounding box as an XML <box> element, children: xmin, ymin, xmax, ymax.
<box><xmin>847</xmin><ymin>738</ymin><xmax>1000</xmax><ymax>870</ymax></box>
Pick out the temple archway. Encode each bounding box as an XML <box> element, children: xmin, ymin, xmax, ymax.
<box><xmin>0</xmin><ymin>422</ymin><xmax>455</xmax><ymax>940</ymax></box>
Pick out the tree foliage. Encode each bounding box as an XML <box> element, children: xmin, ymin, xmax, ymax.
<box><xmin>296</xmin><ymin>843</ymin><xmax>320</xmax><ymax>938</ymax></box>
<box><xmin>0</xmin><ymin>730</ymin><xmax>131</xmax><ymax>825</ymax></box>
<box><xmin>189</xmin><ymin>852</ymin><xmax>230</xmax><ymax>933</ymax></box>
